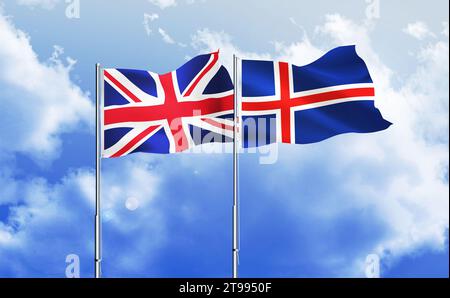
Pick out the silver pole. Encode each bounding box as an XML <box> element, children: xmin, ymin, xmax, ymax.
<box><xmin>95</xmin><ymin>63</ymin><xmax>102</xmax><ymax>278</ymax></box>
<box><xmin>232</xmin><ymin>55</ymin><xmax>239</xmax><ymax>278</ymax></box>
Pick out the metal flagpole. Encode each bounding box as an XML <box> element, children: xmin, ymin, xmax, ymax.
<box><xmin>95</xmin><ymin>63</ymin><xmax>102</xmax><ymax>278</ymax></box>
<box><xmin>232</xmin><ymin>55</ymin><xmax>239</xmax><ymax>278</ymax></box>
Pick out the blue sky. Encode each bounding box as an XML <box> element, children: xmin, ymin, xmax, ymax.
<box><xmin>0</xmin><ymin>0</ymin><xmax>448</xmax><ymax>277</ymax></box>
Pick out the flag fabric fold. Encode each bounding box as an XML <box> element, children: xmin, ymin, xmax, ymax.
<box><xmin>102</xmin><ymin>51</ymin><xmax>234</xmax><ymax>157</ymax></box>
<box><xmin>239</xmin><ymin>45</ymin><xmax>392</xmax><ymax>147</ymax></box>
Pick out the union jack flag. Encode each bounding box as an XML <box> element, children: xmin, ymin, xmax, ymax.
<box><xmin>102</xmin><ymin>51</ymin><xmax>234</xmax><ymax>157</ymax></box>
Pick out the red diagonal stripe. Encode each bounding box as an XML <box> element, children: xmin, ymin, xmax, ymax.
<box><xmin>184</xmin><ymin>52</ymin><xmax>219</xmax><ymax>97</ymax></box>
<box><xmin>104</xmin><ymin>70</ymin><xmax>142</xmax><ymax>103</ymax></box>
<box><xmin>201</xmin><ymin>118</ymin><xmax>234</xmax><ymax>131</ymax></box>
<box><xmin>111</xmin><ymin>125</ymin><xmax>160</xmax><ymax>158</ymax></box>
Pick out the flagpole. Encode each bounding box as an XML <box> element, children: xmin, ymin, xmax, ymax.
<box><xmin>95</xmin><ymin>63</ymin><xmax>102</xmax><ymax>278</ymax></box>
<box><xmin>232</xmin><ymin>54</ymin><xmax>239</xmax><ymax>278</ymax></box>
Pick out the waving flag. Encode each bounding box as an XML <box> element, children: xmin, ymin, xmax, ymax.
<box><xmin>239</xmin><ymin>46</ymin><xmax>391</xmax><ymax>147</ymax></box>
<box><xmin>102</xmin><ymin>51</ymin><xmax>234</xmax><ymax>157</ymax></box>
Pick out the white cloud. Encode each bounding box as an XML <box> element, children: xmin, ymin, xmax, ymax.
<box><xmin>191</xmin><ymin>28</ymin><xmax>271</xmax><ymax>71</ymax></box>
<box><xmin>305</xmin><ymin>16</ymin><xmax>448</xmax><ymax>274</ymax></box>
<box><xmin>147</xmin><ymin>0</ymin><xmax>202</xmax><ymax>9</ymax></box>
<box><xmin>288</xmin><ymin>16</ymin><xmax>308</xmax><ymax>37</ymax></box>
<box><xmin>442</xmin><ymin>21</ymin><xmax>449</xmax><ymax>38</ymax></box>
<box><xmin>0</xmin><ymin>158</ymin><xmax>166</xmax><ymax>276</ymax></box>
<box><xmin>0</xmin><ymin>12</ymin><xmax>93</xmax><ymax>162</ymax></box>
<box><xmin>0</xmin><ymin>169</ymin><xmax>19</xmax><ymax>206</ymax></box>
<box><xmin>403</xmin><ymin>21</ymin><xmax>436</xmax><ymax>40</ymax></box>
<box><xmin>17</xmin><ymin>0</ymin><xmax>60</xmax><ymax>9</ymax></box>
<box><xmin>148</xmin><ymin>0</ymin><xmax>177</xmax><ymax>10</ymax></box>
<box><xmin>0</xmin><ymin>169</ymin><xmax>95</xmax><ymax>270</ymax></box>
<box><xmin>0</xmin><ymin>223</ymin><xmax>13</xmax><ymax>245</ymax></box>
<box><xmin>147</xmin><ymin>19</ymin><xmax>186</xmax><ymax>47</ymax></box>
<box><xmin>158</xmin><ymin>27</ymin><xmax>175</xmax><ymax>44</ymax></box>
<box><xmin>143</xmin><ymin>13</ymin><xmax>159</xmax><ymax>35</ymax></box>
<box><xmin>191</xmin><ymin>15</ymin><xmax>449</xmax><ymax>276</ymax></box>
<box><xmin>273</xmin><ymin>40</ymin><xmax>323</xmax><ymax>66</ymax></box>
<box><xmin>316</xmin><ymin>14</ymin><xmax>391</xmax><ymax>85</ymax></box>
<box><xmin>407</xmin><ymin>40</ymin><xmax>449</xmax><ymax>143</ymax></box>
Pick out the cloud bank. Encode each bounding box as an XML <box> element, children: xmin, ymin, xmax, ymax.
<box><xmin>191</xmin><ymin>14</ymin><xmax>449</xmax><ymax>275</ymax></box>
<box><xmin>0</xmin><ymin>11</ymin><xmax>93</xmax><ymax>162</ymax></box>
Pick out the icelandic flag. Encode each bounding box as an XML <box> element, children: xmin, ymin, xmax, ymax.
<box><xmin>102</xmin><ymin>51</ymin><xmax>234</xmax><ymax>157</ymax></box>
<box><xmin>239</xmin><ymin>45</ymin><xmax>392</xmax><ymax>147</ymax></box>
